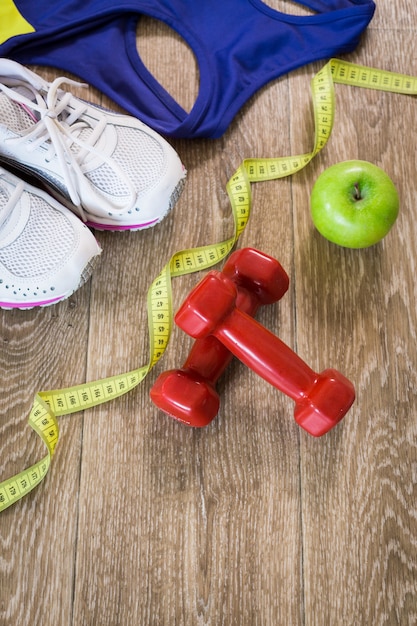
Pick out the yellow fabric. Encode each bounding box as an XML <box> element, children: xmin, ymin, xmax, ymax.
<box><xmin>0</xmin><ymin>0</ymin><xmax>34</xmax><ymax>45</ymax></box>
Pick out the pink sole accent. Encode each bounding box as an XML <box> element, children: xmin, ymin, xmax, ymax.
<box><xmin>86</xmin><ymin>218</ymin><xmax>159</xmax><ymax>231</ymax></box>
<box><xmin>0</xmin><ymin>295</ymin><xmax>64</xmax><ymax>308</ymax></box>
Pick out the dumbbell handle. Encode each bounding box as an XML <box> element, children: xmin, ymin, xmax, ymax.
<box><xmin>181</xmin><ymin>287</ymin><xmax>260</xmax><ymax>384</ymax></box>
<box><xmin>212</xmin><ymin>306</ymin><xmax>315</xmax><ymax>400</ymax></box>
<box><xmin>210</xmin><ymin>309</ymin><xmax>355</xmax><ymax>432</ymax></box>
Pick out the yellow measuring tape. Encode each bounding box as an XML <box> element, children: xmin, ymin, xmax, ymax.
<box><xmin>1</xmin><ymin>58</ymin><xmax>417</xmax><ymax>511</ymax></box>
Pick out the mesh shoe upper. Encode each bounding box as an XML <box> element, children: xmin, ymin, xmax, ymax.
<box><xmin>0</xmin><ymin>166</ymin><xmax>101</xmax><ymax>309</ymax></box>
<box><xmin>0</xmin><ymin>59</ymin><xmax>186</xmax><ymax>231</ymax></box>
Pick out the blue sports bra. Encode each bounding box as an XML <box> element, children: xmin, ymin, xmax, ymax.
<box><xmin>1</xmin><ymin>0</ymin><xmax>376</xmax><ymax>138</ymax></box>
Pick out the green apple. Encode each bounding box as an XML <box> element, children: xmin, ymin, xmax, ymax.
<box><xmin>310</xmin><ymin>160</ymin><xmax>399</xmax><ymax>248</ymax></box>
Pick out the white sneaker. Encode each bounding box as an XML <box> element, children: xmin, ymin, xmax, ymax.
<box><xmin>0</xmin><ymin>59</ymin><xmax>186</xmax><ymax>231</ymax></box>
<box><xmin>0</xmin><ymin>166</ymin><xmax>101</xmax><ymax>309</ymax></box>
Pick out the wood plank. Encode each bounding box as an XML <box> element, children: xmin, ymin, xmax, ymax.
<box><xmin>1</xmin><ymin>1</ymin><xmax>416</xmax><ymax>624</ymax></box>
<box><xmin>71</xmin><ymin>22</ymin><xmax>302</xmax><ymax>622</ymax></box>
<box><xmin>0</xmin><ymin>291</ymin><xmax>92</xmax><ymax>625</ymax></box>
<box><xmin>290</xmin><ymin>17</ymin><xmax>417</xmax><ymax>626</ymax></box>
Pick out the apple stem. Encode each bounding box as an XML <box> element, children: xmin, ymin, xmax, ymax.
<box><xmin>354</xmin><ymin>182</ymin><xmax>362</xmax><ymax>201</ymax></box>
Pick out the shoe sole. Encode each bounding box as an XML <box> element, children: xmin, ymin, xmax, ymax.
<box><xmin>85</xmin><ymin>176</ymin><xmax>187</xmax><ymax>231</ymax></box>
<box><xmin>0</xmin><ymin>243</ymin><xmax>100</xmax><ymax>310</ymax></box>
<box><xmin>0</xmin><ymin>157</ymin><xmax>186</xmax><ymax>232</ymax></box>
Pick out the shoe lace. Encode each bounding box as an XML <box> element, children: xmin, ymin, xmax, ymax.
<box><xmin>0</xmin><ymin>77</ymin><xmax>136</xmax><ymax>220</ymax></box>
<box><xmin>0</xmin><ymin>173</ymin><xmax>24</xmax><ymax>232</ymax></box>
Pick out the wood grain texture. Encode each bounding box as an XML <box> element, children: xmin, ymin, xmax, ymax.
<box><xmin>1</xmin><ymin>1</ymin><xmax>417</xmax><ymax>624</ymax></box>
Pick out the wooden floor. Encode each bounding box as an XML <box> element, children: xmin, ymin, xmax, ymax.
<box><xmin>1</xmin><ymin>1</ymin><xmax>417</xmax><ymax>624</ymax></box>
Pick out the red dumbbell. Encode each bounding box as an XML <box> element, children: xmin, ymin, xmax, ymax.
<box><xmin>174</xmin><ymin>271</ymin><xmax>355</xmax><ymax>436</ymax></box>
<box><xmin>150</xmin><ymin>248</ymin><xmax>290</xmax><ymax>426</ymax></box>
